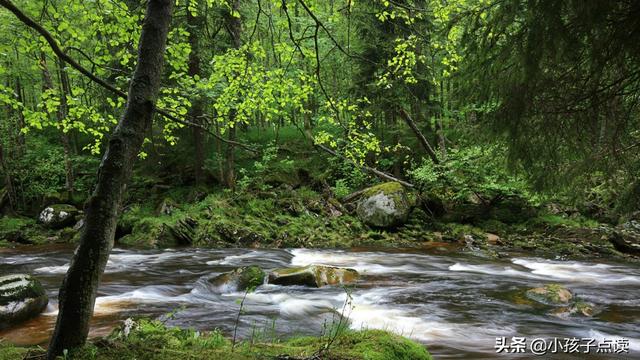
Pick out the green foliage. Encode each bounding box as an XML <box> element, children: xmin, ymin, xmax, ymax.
<box><xmin>54</xmin><ymin>318</ymin><xmax>431</xmax><ymax>360</ymax></box>
<box><xmin>109</xmin><ymin>319</ymin><xmax>228</xmax><ymax>351</ymax></box>
<box><xmin>410</xmin><ymin>145</ymin><xmax>530</xmax><ymax>202</ymax></box>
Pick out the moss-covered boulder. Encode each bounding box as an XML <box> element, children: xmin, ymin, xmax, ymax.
<box><xmin>609</xmin><ymin>220</ymin><xmax>640</xmax><ymax>255</ymax></box>
<box><xmin>37</xmin><ymin>204</ymin><xmax>79</xmax><ymax>229</ymax></box>
<box><xmin>525</xmin><ymin>284</ymin><xmax>573</xmax><ymax>305</ymax></box>
<box><xmin>0</xmin><ymin>274</ymin><xmax>48</xmax><ymax>330</ymax></box>
<box><xmin>268</xmin><ymin>265</ymin><xmax>359</xmax><ymax>288</ymax></box>
<box><xmin>209</xmin><ymin>266</ymin><xmax>265</xmax><ymax>292</ymax></box>
<box><xmin>356</xmin><ymin>182</ymin><xmax>410</xmax><ymax>228</ymax></box>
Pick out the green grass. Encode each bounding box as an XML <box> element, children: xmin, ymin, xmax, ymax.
<box><xmin>0</xmin><ymin>319</ymin><xmax>431</xmax><ymax>360</ymax></box>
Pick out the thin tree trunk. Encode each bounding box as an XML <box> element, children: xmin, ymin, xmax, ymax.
<box><xmin>215</xmin><ymin>121</ymin><xmax>224</xmax><ymax>183</ymax></box>
<box><xmin>437</xmin><ymin>79</ymin><xmax>448</xmax><ymax>159</ymax></box>
<box><xmin>225</xmin><ymin>123</ymin><xmax>236</xmax><ymax>189</ymax></box>
<box><xmin>0</xmin><ymin>143</ymin><xmax>17</xmax><ymax>214</ymax></box>
<box><xmin>39</xmin><ymin>52</ymin><xmax>76</xmax><ymax>199</ymax></box>
<box><xmin>223</xmin><ymin>0</ymin><xmax>242</xmax><ymax>190</ymax></box>
<box><xmin>13</xmin><ymin>76</ymin><xmax>25</xmax><ymax>155</ymax></box>
<box><xmin>187</xmin><ymin>1</ymin><xmax>205</xmax><ymax>186</ymax></box>
<box><xmin>47</xmin><ymin>1</ymin><xmax>173</xmax><ymax>357</ymax></box>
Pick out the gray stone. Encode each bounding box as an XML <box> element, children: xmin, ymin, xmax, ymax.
<box><xmin>356</xmin><ymin>182</ymin><xmax>410</xmax><ymax>228</ymax></box>
<box><xmin>268</xmin><ymin>265</ymin><xmax>359</xmax><ymax>288</ymax></box>
<box><xmin>0</xmin><ymin>274</ymin><xmax>48</xmax><ymax>330</ymax></box>
<box><xmin>37</xmin><ymin>204</ymin><xmax>79</xmax><ymax>229</ymax></box>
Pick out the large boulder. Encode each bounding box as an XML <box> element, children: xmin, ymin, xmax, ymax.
<box><xmin>268</xmin><ymin>265</ymin><xmax>359</xmax><ymax>288</ymax></box>
<box><xmin>37</xmin><ymin>204</ymin><xmax>79</xmax><ymax>229</ymax></box>
<box><xmin>609</xmin><ymin>220</ymin><xmax>640</xmax><ymax>255</ymax></box>
<box><xmin>0</xmin><ymin>274</ymin><xmax>49</xmax><ymax>330</ymax></box>
<box><xmin>356</xmin><ymin>182</ymin><xmax>410</xmax><ymax>228</ymax></box>
<box><xmin>209</xmin><ymin>266</ymin><xmax>265</xmax><ymax>292</ymax></box>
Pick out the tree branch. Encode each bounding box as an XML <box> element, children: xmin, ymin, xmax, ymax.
<box><xmin>398</xmin><ymin>108</ymin><xmax>440</xmax><ymax>165</ymax></box>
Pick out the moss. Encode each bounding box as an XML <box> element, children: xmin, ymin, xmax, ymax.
<box><xmin>0</xmin><ymin>342</ymin><xmax>29</xmax><ymax>360</ymax></box>
<box><xmin>525</xmin><ymin>284</ymin><xmax>573</xmax><ymax>305</ymax></box>
<box><xmin>0</xmin><ymin>217</ymin><xmax>49</xmax><ymax>245</ymax></box>
<box><xmin>362</xmin><ymin>181</ymin><xmax>404</xmax><ymax>197</ymax></box>
<box><xmin>14</xmin><ymin>319</ymin><xmax>431</xmax><ymax>360</ymax></box>
<box><xmin>527</xmin><ymin>214</ymin><xmax>600</xmax><ymax>230</ymax></box>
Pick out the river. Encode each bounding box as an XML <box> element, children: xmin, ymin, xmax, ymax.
<box><xmin>1</xmin><ymin>245</ymin><xmax>639</xmax><ymax>359</ymax></box>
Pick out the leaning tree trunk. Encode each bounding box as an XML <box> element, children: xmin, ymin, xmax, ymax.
<box><xmin>47</xmin><ymin>1</ymin><xmax>173</xmax><ymax>358</ymax></box>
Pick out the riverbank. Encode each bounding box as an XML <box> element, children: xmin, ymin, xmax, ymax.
<box><xmin>0</xmin><ymin>318</ymin><xmax>432</xmax><ymax>360</ymax></box>
<box><xmin>1</xmin><ymin>182</ymin><xmax>638</xmax><ymax>262</ymax></box>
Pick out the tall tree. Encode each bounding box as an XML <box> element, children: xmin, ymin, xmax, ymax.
<box><xmin>223</xmin><ymin>0</ymin><xmax>242</xmax><ymax>189</ymax></box>
<box><xmin>187</xmin><ymin>0</ymin><xmax>206</xmax><ymax>186</ymax></box>
<box><xmin>43</xmin><ymin>0</ymin><xmax>174</xmax><ymax>357</ymax></box>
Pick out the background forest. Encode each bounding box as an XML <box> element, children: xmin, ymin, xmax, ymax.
<box><xmin>1</xmin><ymin>1</ymin><xmax>640</xmax><ymax>359</ymax></box>
<box><xmin>0</xmin><ymin>0</ymin><xmax>639</xmax><ymax>253</ymax></box>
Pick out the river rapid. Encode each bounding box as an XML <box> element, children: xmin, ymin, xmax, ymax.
<box><xmin>1</xmin><ymin>245</ymin><xmax>639</xmax><ymax>359</ymax></box>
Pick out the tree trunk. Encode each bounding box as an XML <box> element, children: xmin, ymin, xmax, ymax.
<box><xmin>46</xmin><ymin>1</ymin><xmax>173</xmax><ymax>358</ymax></box>
<box><xmin>57</xmin><ymin>58</ymin><xmax>76</xmax><ymax>198</ymax></box>
<box><xmin>225</xmin><ymin>123</ymin><xmax>236</xmax><ymax>189</ymax></box>
<box><xmin>223</xmin><ymin>0</ymin><xmax>242</xmax><ymax>190</ymax></box>
<box><xmin>0</xmin><ymin>143</ymin><xmax>17</xmax><ymax>214</ymax></box>
<box><xmin>437</xmin><ymin>79</ymin><xmax>448</xmax><ymax>159</ymax></box>
<box><xmin>13</xmin><ymin>76</ymin><xmax>25</xmax><ymax>155</ymax></box>
<box><xmin>39</xmin><ymin>52</ymin><xmax>75</xmax><ymax>199</ymax></box>
<box><xmin>215</xmin><ymin>121</ymin><xmax>225</xmax><ymax>183</ymax></box>
<box><xmin>187</xmin><ymin>1</ymin><xmax>205</xmax><ymax>186</ymax></box>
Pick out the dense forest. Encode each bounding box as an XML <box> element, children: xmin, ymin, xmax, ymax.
<box><xmin>0</xmin><ymin>0</ymin><xmax>639</xmax><ymax>359</ymax></box>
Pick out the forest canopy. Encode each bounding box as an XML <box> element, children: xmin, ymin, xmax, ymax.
<box><xmin>0</xmin><ymin>0</ymin><xmax>638</xmax><ymax>218</ymax></box>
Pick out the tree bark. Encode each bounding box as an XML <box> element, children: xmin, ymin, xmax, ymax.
<box><xmin>0</xmin><ymin>143</ymin><xmax>17</xmax><ymax>214</ymax></box>
<box><xmin>223</xmin><ymin>0</ymin><xmax>242</xmax><ymax>190</ymax></box>
<box><xmin>57</xmin><ymin>58</ymin><xmax>76</xmax><ymax>197</ymax></box>
<box><xmin>187</xmin><ymin>1</ymin><xmax>206</xmax><ymax>186</ymax></box>
<box><xmin>46</xmin><ymin>1</ymin><xmax>173</xmax><ymax>358</ymax></box>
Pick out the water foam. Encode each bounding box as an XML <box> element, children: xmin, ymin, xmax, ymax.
<box><xmin>289</xmin><ymin>249</ymin><xmax>427</xmax><ymax>274</ymax></box>
<box><xmin>512</xmin><ymin>258</ymin><xmax>640</xmax><ymax>285</ymax></box>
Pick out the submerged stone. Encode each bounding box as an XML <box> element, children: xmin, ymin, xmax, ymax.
<box><xmin>356</xmin><ymin>182</ymin><xmax>410</xmax><ymax>228</ymax></box>
<box><xmin>208</xmin><ymin>266</ymin><xmax>265</xmax><ymax>292</ymax></box>
<box><xmin>0</xmin><ymin>274</ymin><xmax>48</xmax><ymax>330</ymax></box>
<box><xmin>268</xmin><ymin>265</ymin><xmax>359</xmax><ymax>288</ymax></box>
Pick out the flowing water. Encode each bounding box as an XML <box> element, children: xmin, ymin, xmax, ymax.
<box><xmin>1</xmin><ymin>245</ymin><xmax>640</xmax><ymax>359</ymax></box>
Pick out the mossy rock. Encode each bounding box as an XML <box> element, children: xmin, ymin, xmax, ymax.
<box><xmin>356</xmin><ymin>182</ymin><xmax>411</xmax><ymax>228</ymax></box>
<box><xmin>37</xmin><ymin>204</ymin><xmax>79</xmax><ymax>229</ymax></box>
<box><xmin>525</xmin><ymin>284</ymin><xmax>573</xmax><ymax>305</ymax></box>
<box><xmin>268</xmin><ymin>265</ymin><xmax>359</xmax><ymax>288</ymax></box>
<box><xmin>0</xmin><ymin>217</ymin><xmax>39</xmax><ymax>244</ymax></box>
<box><xmin>0</xmin><ymin>274</ymin><xmax>48</xmax><ymax>330</ymax></box>
<box><xmin>208</xmin><ymin>266</ymin><xmax>265</xmax><ymax>292</ymax></box>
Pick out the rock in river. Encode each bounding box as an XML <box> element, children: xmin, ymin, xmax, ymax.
<box><xmin>38</xmin><ymin>204</ymin><xmax>79</xmax><ymax>229</ymax></box>
<box><xmin>0</xmin><ymin>274</ymin><xmax>49</xmax><ymax>330</ymax></box>
<box><xmin>209</xmin><ymin>266</ymin><xmax>265</xmax><ymax>292</ymax></box>
<box><xmin>356</xmin><ymin>182</ymin><xmax>410</xmax><ymax>228</ymax></box>
<box><xmin>525</xmin><ymin>284</ymin><xmax>573</xmax><ymax>305</ymax></box>
<box><xmin>268</xmin><ymin>265</ymin><xmax>359</xmax><ymax>288</ymax></box>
